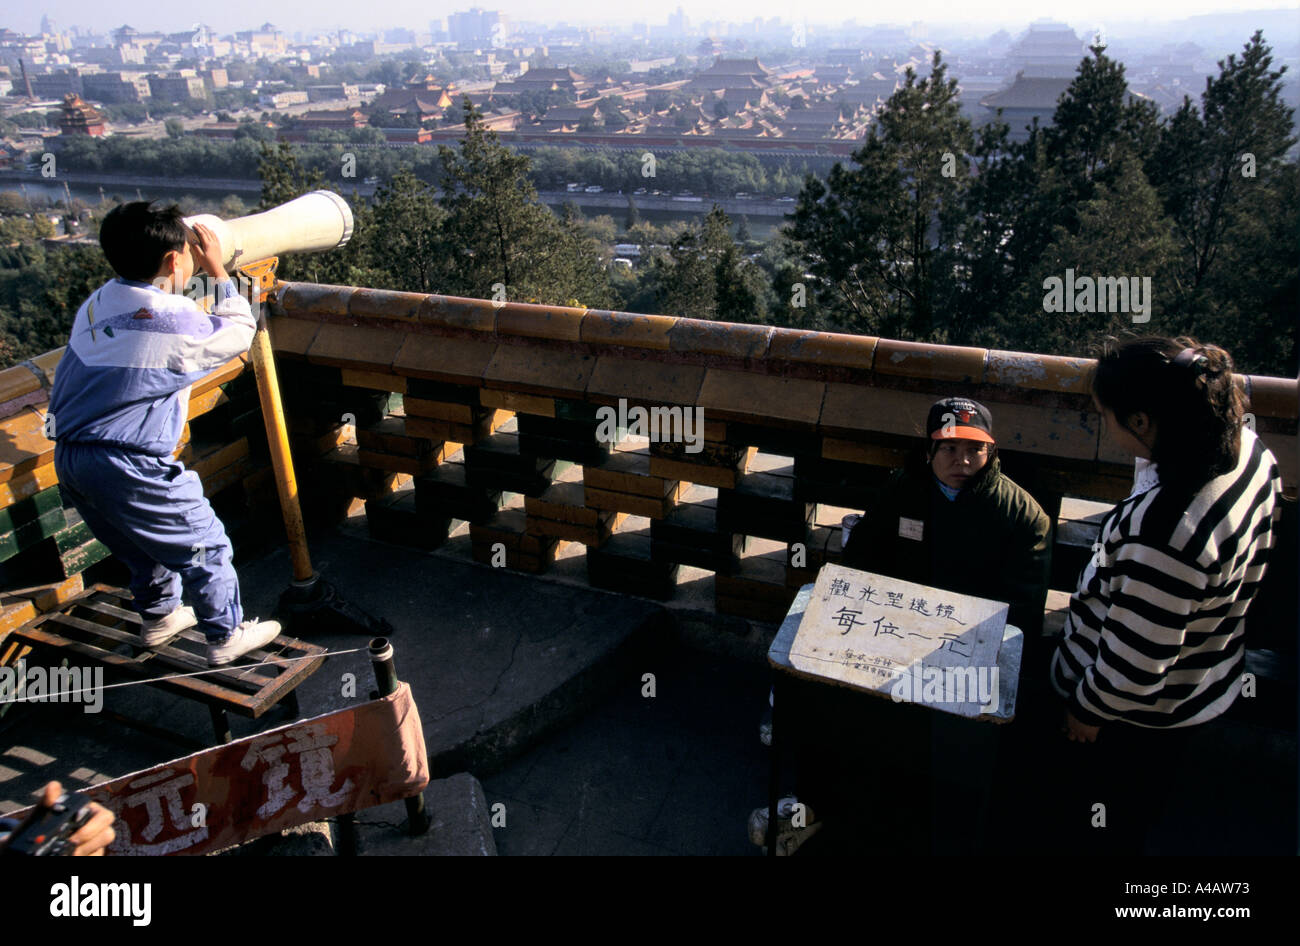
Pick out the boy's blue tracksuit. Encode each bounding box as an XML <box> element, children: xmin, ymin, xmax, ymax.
<box><xmin>47</xmin><ymin>277</ymin><xmax>256</xmax><ymax>642</ymax></box>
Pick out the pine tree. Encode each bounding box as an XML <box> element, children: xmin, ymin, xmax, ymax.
<box><xmin>735</xmin><ymin>214</ymin><xmax>751</xmax><ymax>243</ymax></box>
<box><xmin>255</xmin><ymin>140</ymin><xmax>326</xmax><ymax>282</ymax></box>
<box><xmin>256</xmin><ymin>140</ymin><xmax>324</xmax><ymax>211</ymax></box>
<box><xmin>1009</xmin><ymin>157</ymin><xmax>1179</xmax><ymax>356</ymax></box>
<box><xmin>645</xmin><ymin>205</ymin><xmax>766</xmax><ymax>321</ymax></box>
<box><xmin>1045</xmin><ymin>43</ymin><xmax>1157</xmax><ymax>187</ymax></box>
<box><xmin>943</xmin><ymin>116</ymin><xmax>1044</xmax><ymax>346</ymax></box>
<box><xmin>1147</xmin><ymin>31</ymin><xmax>1296</xmax><ymax>292</ymax></box>
<box><xmin>431</xmin><ymin>98</ymin><xmax>614</xmax><ymax>308</ymax></box>
<box><xmin>783</xmin><ymin>52</ymin><xmax>973</xmax><ymax>339</ymax></box>
<box><xmin>362</xmin><ymin>169</ymin><xmax>444</xmax><ymax>293</ymax></box>
<box><xmin>1139</xmin><ymin>31</ymin><xmax>1298</xmax><ymax>374</ymax></box>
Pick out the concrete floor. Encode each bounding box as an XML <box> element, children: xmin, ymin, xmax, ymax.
<box><xmin>481</xmin><ymin>646</ymin><xmax>771</xmax><ymax>856</ymax></box>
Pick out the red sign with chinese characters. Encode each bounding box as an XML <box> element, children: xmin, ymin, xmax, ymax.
<box><xmin>14</xmin><ymin>684</ymin><xmax>429</xmax><ymax>855</ymax></box>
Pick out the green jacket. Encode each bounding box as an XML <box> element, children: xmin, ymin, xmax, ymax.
<box><xmin>841</xmin><ymin>455</ymin><xmax>1052</xmax><ymax>637</ymax></box>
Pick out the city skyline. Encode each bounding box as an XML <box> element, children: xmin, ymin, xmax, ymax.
<box><xmin>16</xmin><ymin>2</ymin><xmax>1300</xmax><ymax>39</ymax></box>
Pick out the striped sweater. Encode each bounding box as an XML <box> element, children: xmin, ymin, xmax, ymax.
<box><xmin>1050</xmin><ymin>426</ymin><xmax>1282</xmax><ymax>728</ymax></box>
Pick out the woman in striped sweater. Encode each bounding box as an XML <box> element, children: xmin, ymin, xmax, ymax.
<box><xmin>1048</xmin><ymin>336</ymin><xmax>1282</xmax><ymax>851</ymax></box>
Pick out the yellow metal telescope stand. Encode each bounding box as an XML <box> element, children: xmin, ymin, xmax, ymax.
<box><xmin>239</xmin><ymin>258</ymin><xmax>392</xmax><ymax>637</ymax></box>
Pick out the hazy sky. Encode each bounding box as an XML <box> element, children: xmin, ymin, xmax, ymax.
<box><xmin>19</xmin><ymin>1</ymin><xmax>1300</xmax><ymax>36</ymax></box>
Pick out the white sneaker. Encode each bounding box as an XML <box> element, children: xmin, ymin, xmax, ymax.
<box><xmin>139</xmin><ymin>606</ymin><xmax>198</xmax><ymax>648</ymax></box>
<box><xmin>206</xmin><ymin>619</ymin><xmax>282</xmax><ymax>668</ymax></box>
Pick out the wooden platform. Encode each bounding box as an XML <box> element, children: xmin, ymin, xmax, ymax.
<box><xmin>6</xmin><ymin>584</ymin><xmax>327</xmax><ymax>745</ymax></box>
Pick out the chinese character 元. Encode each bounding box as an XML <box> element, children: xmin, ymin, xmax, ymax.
<box><xmin>119</xmin><ymin>769</ymin><xmax>210</xmax><ymax>854</ymax></box>
<box><xmin>939</xmin><ymin>633</ymin><xmax>971</xmax><ymax>657</ymax></box>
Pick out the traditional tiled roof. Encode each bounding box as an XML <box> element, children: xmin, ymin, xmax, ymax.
<box><xmin>979</xmin><ymin>75</ymin><xmax>1073</xmax><ymax>109</ymax></box>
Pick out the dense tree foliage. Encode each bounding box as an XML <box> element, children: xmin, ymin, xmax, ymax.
<box><xmin>52</xmin><ymin>131</ymin><xmax>830</xmax><ymax>199</ymax></box>
<box><xmin>0</xmin><ymin>244</ymin><xmax>114</xmax><ymax>363</ymax></box>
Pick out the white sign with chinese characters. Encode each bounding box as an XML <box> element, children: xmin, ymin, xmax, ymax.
<box><xmin>788</xmin><ymin>563</ymin><xmax>1008</xmax><ymax>717</ymax></box>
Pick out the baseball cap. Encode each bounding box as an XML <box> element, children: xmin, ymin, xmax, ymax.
<box><xmin>926</xmin><ymin>397</ymin><xmax>995</xmax><ymax>444</ymax></box>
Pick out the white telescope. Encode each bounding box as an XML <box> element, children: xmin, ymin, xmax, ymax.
<box><xmin>183</xmin><ymin>190</ymin><xmax>354</xmax><ymax>268</ymax></box>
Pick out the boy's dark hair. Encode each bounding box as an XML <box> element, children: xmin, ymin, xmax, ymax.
<box><xmin>98</xmin><ymin>201</ymin><xmax>194</xmax><ymax>283</ymax></box>
<box><xmin>1093</xmin><ymin>335</ymin><xmax>1244</xmax><ymax>495</ymax></box>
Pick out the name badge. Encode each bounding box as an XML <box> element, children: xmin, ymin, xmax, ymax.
<box><xmin>898</xmin><ymin>517</ymin><xmax>924</xmax><ymax>541</ymax></box>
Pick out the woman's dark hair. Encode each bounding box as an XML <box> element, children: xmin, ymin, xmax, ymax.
<box><xmin>98</xmin><ymin>201</ymin><xmax>194</xmax><ymax>283</ymax></box>
<box><xmin>1092</xmin><ymin>335</ymin><xmax>1244</xmax><ymax>493</ymax></box>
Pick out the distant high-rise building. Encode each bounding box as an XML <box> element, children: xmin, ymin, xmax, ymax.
<box><xmin>82</xmin><ymin>71</ymin><xmax>151</xmax><ymax>103</ymax></box>
<box><xmin>236</xmin><ymin>23</ymin><xmax>287</xmax><ymax>57</ymax></box>
<box><xmin>668</xmin><ymin>7</ymin><xmax>690</xmax><ymax>37</ymax></box>
<box><xmin>449</xmin><ymin>8</ymin><xmax>507</xmax><ymax>47</ymax></box>
<box><xmin>148</xmin><ymin>72</ymin><xmax>207</xmax><ymax>102</ymax></box>
<box><xmin>31</xmin><ymin>69</ymin><xmax>83</xmax><ymax>98</ymax></box>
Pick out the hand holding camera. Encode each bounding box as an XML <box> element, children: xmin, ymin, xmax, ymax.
<box><xmin>0</xmin><ymin>781</ymin><xmax>116</xmax><ymax>856</ymax></box>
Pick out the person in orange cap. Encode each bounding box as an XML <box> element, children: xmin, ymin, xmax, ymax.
<box><xmin>842</xmin><ymin>396</ymin><xmax>1052</xmax><ymax>654</ymax></box>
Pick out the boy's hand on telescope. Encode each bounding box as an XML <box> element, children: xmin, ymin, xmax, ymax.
<box><xmin>190</xmin><ymin>223</ymin><xmax>228</xmax><ymax>282</ymax></box>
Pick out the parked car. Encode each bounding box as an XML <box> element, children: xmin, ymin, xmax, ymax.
<box><xmin>585</xmin><ymin>185</ymin><xmax>604</xmax><ymax>193</ymax></box>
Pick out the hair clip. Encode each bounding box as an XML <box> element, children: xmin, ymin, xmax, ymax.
<box><xmin>1172</xmin><ymin>347</ymin><xmax>1211</xmax><ymax>374</ymax></box>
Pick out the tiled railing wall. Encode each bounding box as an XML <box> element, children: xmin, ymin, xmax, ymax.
<box><xmin>1</xmin><ymin>284</ymin><xmax>1294</xmax><ymax>636</ymax></box>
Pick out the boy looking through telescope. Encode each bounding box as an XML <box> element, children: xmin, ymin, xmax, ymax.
<box><xmin>46</xmin><ymin>201</ymin><xmax>281</xmax><ymax>667</ymax></box>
